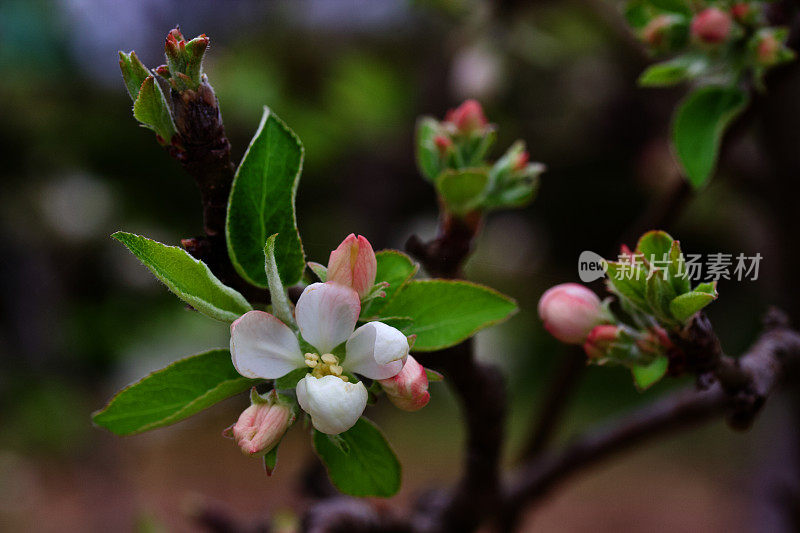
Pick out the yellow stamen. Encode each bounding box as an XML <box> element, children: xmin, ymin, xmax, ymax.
<box><xmin>330</xmin><ymin>365</ymin><xmax>343</xmax><ymax>376</ymax></box>
<box><xmin>321</xmin><ymin>353</ymin><xmax>338</xmax><ymax>364</ymax></box>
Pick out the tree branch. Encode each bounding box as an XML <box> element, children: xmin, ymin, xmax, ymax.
<box><xmin>500</xmin><ymin>311</ymin><xmax>800</xmax><ymax>531</ymax></box>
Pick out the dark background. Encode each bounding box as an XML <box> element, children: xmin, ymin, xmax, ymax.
<box><xmin>1</xmin><ymin>0</ymin><xmax>799</xmax><ymax>531</ymax></box>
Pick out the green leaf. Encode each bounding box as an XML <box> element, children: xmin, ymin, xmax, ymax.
<box><xmin>435</xmin><ymin>169</ymin><xmax>489</xmax><ymax>215</ymax></box>
<box><xmin>668</xmin><ymin>240</ymin><xmax>691</xmax><ymax>295</ymax></box>
<box><xmin>307</xmin><ymin>262</ymin><xmax>328</xmax><ymax>282</ymax></box>
<box><xmin>605</xmin><ymin>262</ymin><xmax>648</xmax><ymax>310</ymax></box>
<box><xmin>132</xmin><ymin>75</ymin><xmax>177</xmax><ymax>143</ymax></box>
<box><xmin>669</xmin><ymin>291</ymin><xmax>716</xmax><ymax>322</ymax></box>
<box><xmin>274</xmin><ymin>367</ymin><xmax>308</xmax><ymax>390</ymax></box>
<box><xmin>313</xmin><ymin>418</ymin><xmax>401</xmax><ymax>497</ymax></box>
<box><xmin>425</xmin><ymin>368</ymin><xmax>444</xmax><ymax>382</ymax></box>
<box><xmin>638</xmin><ymin>55</ymin><xmax>704</xmax><ymax>88</ymax></box>
<box><xmin>93</xmin><ymin>349</ymin><xmax>257</xmax><ymax>435</ymax></box>
<box><xmin>119</xmin><ymin>51</ymin><xmax>150</xmax><ymax>101</ymax></box>
<box><xmin>263</xmin><ymin>446</ymin><xmax>279</xmax><ymax>476</ymax></box>
<box><xmin>631</xmin><ymin>356</ymin><xmax>669</xmax><ymax>391</ymax></box>
<box><xmin>362</xmin><ymin>250</ymin><xmax>418</xmax><ymax>317</ymax></box>
<box><xmin>380</xmin><ymin>280</ymin><xmax>517</xmax><ymax>351</ymax></box>
<box><xmin>264</xmin><ymin>234</ymin><xmax>295</xmax><ymax>327</ymax></box>
<box><xmin>113</xmin><ymin>232</ymin><xmax>252</xmax><ymax>322</ymax></box>
<box><xmin>672</xmin><ymin>86</ymin><xmax>749</xmax><ymax>188</ymax></box>
<box><xmin>636</xmin><ymin>230</ymin><xmax>674</xmax><ymax>262</ymax></box>
<box><xmin>227</xmin><ymin>106</ymin><xmax>305</xmax><ymax>288</ymax></box>
<box><xmin>645</xmin><ymin>273</ymin><xmax>677</xmax><ymax>321</ymax></box>
<box><xmin>416</xmin><ymin>117</ymin><xmax>444</xmax><ymax>181</ymax></box>
<box><xmin>694</xmin><ymin>281</ymin><xmax>718</xmax><ymax>295</ymax></box>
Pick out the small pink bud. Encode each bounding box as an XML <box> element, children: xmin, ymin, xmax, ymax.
<box><xmin>691</xmin><ymin>8</ymin><xmax>732</xmax><ymax>44</ymax></box>
<box><xmin>379</xmin><ymin>355</ymin><xmax>430</xmax><ymax>411</ymax></box>
<box><xmin>434</xmin><ymin>135</ymin><xmax>453</xmax><ymax>154</ymax></box>
<box><xmin>731</xmin><ymin>3</ymin><xmax>751</xmax><ymax>22</ymax></box>
<box><xmin>756</xmin><ymin>32</ymin><xmax>780</xmax><ymax>65</ymax></box>
<box><xmin>583</xmin><ymin>324</ymin><xmax>621</xmax><ymax>360</ymax></box>
<box><xmin>513</xmin><ymin>151</ymin><xmax>530</xmax><ymax>172</ymax></box>
<box><xmin>444</xmin><ymin>99</ymin><xmax>488</xmax><ymax>133</ymax></box>
<box><xmin>641</xmin><ymin>15</ymin><xmax>675</xmax><ymax>48</ymax></box>
<box><xmin>224</xmin><ymin>391</ymin><xmax>294</xmax><ymax>457</ymax></box>
<box><xmin>327</xmin><ymin>234</ymin><xmax>377</xmax><ymax>298</ymax></box>
<box><xmin>538</xmin><ymin>283</ymin><xmax>604</xmax><ymax>344</ymax></box>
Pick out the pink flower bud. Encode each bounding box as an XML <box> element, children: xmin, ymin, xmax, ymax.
<box><xmin>327</xmin><ymin>234</ymin><xmax>377</xmax><ymax>298</ymax></box>
<box><xmin>731</xmin><ymin>3</ymin><xmax>751</xmax><ymax>22</ymax></box>
<box><xmin>641</xmin><ymin>14</ymin><xmax>676</xmax><ymax>48</ymax></box>
<box><xmin>583</xmin><ymin>324</ymin><xmax>621</xmax><ymax>360</ymax></box>
<box><xmin>444</xmin><ymin>99</ymin><xmax>488</xmax><ymax>133</ymax></box>
<box><xmin>512</xmin><ymin>150</ymin><xmax>530</xmax><ymax>172</ymax></box>
<box><xmin>691</xmin><ymin>8</ymin><xmax>732</xmax><ymax>44</ymax></box>
<box><xmin>379</xmin><ymin>355</ymin><xmax>430</xmax><ymax>411</ymax></box>
<box><xmin>756</xmin><ymin>32</ymin><xmax>780</xmax><ymax>65</ymax></box>
<box><xmin>538</xmin><ymin>283</ymin><xmax>604</xmax><ymax>344</ymax></box>
<box><xmin>224</xmin><ymin>391</ymin><xmax>294</xmax><ymax>457</ymax></box>
<box><xmin>434</xmin><ymin>135</ymin><xmax>453</xmax><ymax>154</ymax></box>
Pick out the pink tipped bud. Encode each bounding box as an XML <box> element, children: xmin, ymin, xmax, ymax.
<box><xmin>538</xmin><ymin>283</ymin><xmax>604</xmax><ymax>344</ymax></box>
<box><xmin>583</xmin><ymin>324</ymin><xmax>622</xmax><ymax>360</ymax></box>
<box><xmin>513</xmin><ymin>150</ymin><xmax>530</xmax><ymax>172</ymax></box>
<box><xmin>731</xmin><ymin>3</ymin><xmax>751</xmax><ymax>22</ymax></box>
<box><xmin>327</xmin><ymin>234</ymin><xmax>377</xmax><ymax>298</ymax></box>
<box><xmin>224</xmin><ymin>391</ymin><xmax>294</xmax><ymax>457</ymax></box>
<box><xmin>641</xmin><ymin>14</ymin><xmax>676</xmax><ymax>48</ymax></box>
<box><xmin>691</xmin><ymin>8</ymin><xmax>732</xmax><ymax>44</ymax></box>
<box><xmin>379</xmin><ymin>355</ymin><xmax>430</xmax><ymax>411</ymax></box>
<box><xmin>434</xmin><ymin>135</ymin><xmax>453</xmax><ymax>154</ymax></box>
<box><xmin>756</xmin><ymin>32</ymin><xmax>780</xmax><ymax>65</ymax></box>
<box><xmin>444</xmin><ymin>99</ymin><xmax>488</xmax><ymax>133</ymax></box>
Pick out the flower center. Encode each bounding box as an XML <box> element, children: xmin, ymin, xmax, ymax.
<box><xmin>304</xmin><ymin>353</ymin><xmax>349</xmax><ymax>381</ymax></box>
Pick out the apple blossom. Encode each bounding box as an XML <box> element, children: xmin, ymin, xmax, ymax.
<box><xmin>379</xmin><ymin>355</ymin><xmax>430</xmax><ymax>411</ymax></box>
<box><xmin>224</xmin><ymin>389</ymin><xmax>294</xmax><ymax>457</ymax></box>
<box><xmin>538</xmin><ymin>283</ymin><xmax>604</xmax><ymax>344</ymax></box>
<box><xmin>230</xmin><ymin>282</ymin><xmax>410</xmax><ymax>435</ymax></box>
<box><xmin>327</xmin><ymin>234</ymin><xmax>378</xmax><ymax>298</ymax></box>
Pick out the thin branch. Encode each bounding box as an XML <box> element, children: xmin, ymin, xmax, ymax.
<box><xmin>501</xmin><ymin>312</ymin><xmax>800</xmax><ymax>531</ymax></box>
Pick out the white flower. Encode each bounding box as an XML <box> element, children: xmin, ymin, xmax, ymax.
<box><xmin>230</xmin><ymin>282</ymin><xmax>409</xmax><ymax>434</ymax></box>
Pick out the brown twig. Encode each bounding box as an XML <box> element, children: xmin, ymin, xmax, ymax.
<box><xmin>500</xmin><ymin>310</ymin><xmax>800</xmax><ymax>531</ymax></box>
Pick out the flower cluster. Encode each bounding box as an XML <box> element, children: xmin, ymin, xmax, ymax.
<box><xmin>226</xmin><ymin>235</ymin><xmax>431</xmax><ymax>456</ymax></box>
<box><xmin>631</xmin><ymin>0</ymin><xmax>794</xmax><ymax>88</ymax></box>
<box><xmin>415</xmin><ymin>100</ymin><xmax>545</xmax><ymax>215</ymax></box>
<box><xmin>538</xmin><ymin>231</ymin><xmax>717</xmax><ymax>389</ymax></box>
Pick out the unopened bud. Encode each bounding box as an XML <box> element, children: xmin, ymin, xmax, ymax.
<box><xmin>434</xmin><ymin>135</ymin><xmax>453</xmax><ymax>154</ymax></box>
<box><xmin>379</xmin><ymin>355</ymin><xmax>430</xmax><ymax>411</ymax></box>
<box><xmin>642</xmin><ymin>15</ymin><xmax>682</xmax><ymax>49</ymax></box>
<box><xmin>538</xmin><ymin>283</ymin><xmax>604</xmax><ymax>344</ymax></box>
<box><xmin>223</xmin><ymin>389</ymin><xmax>294</xmax><ymax>457</ymax></box>
<box><xmin>327</xmin><ymin>234</ymin><xmax>378</xmax><ymax>298</ymax></box>
<box><xmin>755</xmin><ymin>31</ymin><xmax>780</xmax><ymax>65</ymax></box>
<box><xmin>637</xmin><ymin>326</ymin><xmax>673</xmax><ymax>355</ymax></box>
<box><xmin>513</xmin><ymin>150</ymin><xmax>530</xmax><ymax>172</ymax></box>
<box><xmin>583</xmin><ymin>324</ymin><xmax>622</xmax><ymax>360</ymax></box>
<box><xmin>691</xmin><ymin>8</ymin><xmax>732</xmax><ymax>44</ymax></box>
<box><xmin>444</xmin><ymin>99</ymin><xmax>488</xmax><ymax>133</ymax></box>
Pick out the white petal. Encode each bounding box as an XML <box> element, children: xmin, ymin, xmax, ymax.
<box><xmin>230</xmin><ymin>311</ymin><xmax>304</xmax><ymax>379</ymax></box>
<box><xmin>295</xmin><ymin>282</ymin><xmax>360</xmax><ymax>354</ymax></box>
<box><xmin>295</xmin><ymin>375</ymin><xmax>367</xmax><ymax>435</ymax></box>
<box><xmin>344</xmin><ymin>321</ymin><xmax>408</xmax><ymax>380</ymax></box>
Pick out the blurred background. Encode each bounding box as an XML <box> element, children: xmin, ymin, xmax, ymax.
<box><xmin>2</xmin><ymin>0</ymin><xmax>800</xmax><ymax>531</ymax></box>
